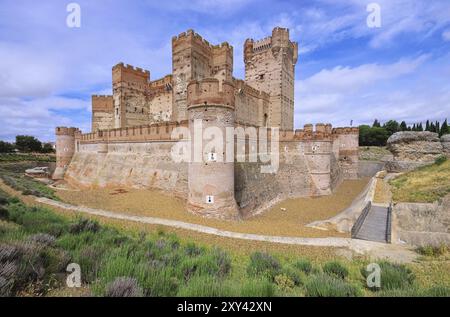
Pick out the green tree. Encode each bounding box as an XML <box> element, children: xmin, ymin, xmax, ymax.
<box><xmin>383</xmin><ymin>120</ymin><xmax>399</xmax><ymax>136</ymax></box>
<box><xmin>430</xmin><ymin>122</ymin><xmax>436</xmax><ymax>133</ymax></box>
<box><xmin>41</xmin><ymin>143</ymin><xmax>55</xmax><ymax>153</ymax></box>
<box><xmin>0</xmin><ymin>141</ymin><xmax>15</xmax><ymax>153</ymax></box>
<box><xmin>441</xmin><ymin>119</ymin><xmax>449</xmax><ymax>136</ymax></box>
<box><xmin>15</xmin><ymin>135</ymin><xmax>42</xmax><ymax>152</ymax></box>
<box><xmin>372</xmin><ymin>119</ymin><xmax>381</xmax><ymax>128</ymax></box>
<box><xmin>400</xmin><ymin>121</ymin><xmax>408</xmax><ymax>131</ymax></box>
<box><xmin>425</xmin><ymin>120</ymin><xmax>430</xmax><ymax>131</ymax></box>
<box><xmin>359</xmin><ymin>125</ymin><xmax>389</xmax><ymax>146</ymax></box>
<box><xmin>418</xmin><ymin>123</ymin><xmax>423</xmax><ymax>131</ymax></box>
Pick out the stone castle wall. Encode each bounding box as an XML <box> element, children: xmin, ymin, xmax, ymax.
<box><xmin>61</xmin><ymin>121</ymin><xmax>358</xmax><ymax>218</ymax></box>
<box><xmin>92</xmin><ymin>95</ymin><xmax>114</xmax><ymax>131</ymax></box>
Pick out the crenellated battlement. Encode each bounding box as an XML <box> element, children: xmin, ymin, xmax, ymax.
<box><xmin>79</xmin><ymin>120</ymin><xmax>189</xmax><ymax>143</ymax></box>
<box><xmin>149</xmin><ymin>75</ymin><xmax>173</xmax><ymax>89</ymax></box>
<box><xmin>187</xmin><ymin>78</ymin><xmax>235</xmax><ymax>109</ymax></box>
<box><xmin>172</xmin><ymin>29</ymin><xmax>232</xmax><ymax>53</ymax></box>
<box><xmin>332</xmin><ymin>127</ymin><xmax>359</xmax><ymax>135</ymax></box>
<box><xmin>55</xmin><ymin>127</ymin><xmax>80</xmax><ymax>136</ymax></box>
<box><xmin>112</xmin><ymin>62</ymin><xmax>150</xmax><ymax>85</ymax></box>
<box><xmin>234</xmin><ymin>79</ymin><xmax>270</xmax><ymax>100</ymax></box>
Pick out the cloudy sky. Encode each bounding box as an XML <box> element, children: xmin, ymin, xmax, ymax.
<box><xmin>0</xmin><ymin>0</ymin><xmax>449</xmax><ymax>141</ymax></box>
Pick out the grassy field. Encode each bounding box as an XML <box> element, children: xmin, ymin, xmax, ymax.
<box><xmin>1</xmin><ymin>188</ymin><xmax>449</xmax><ymax>297</ymax></box>
<box><xmin>0</xmin><ymin>162</ymin><xmax>58</xmax><ymax>200</ymax></box>
<box><xmin>0</xmin><ymin>153</ymin><xmax>55</xmax><ymax>162</ymax></box>
<box><xmin>390</xmin><ymin>157</ymin><xmax>450</xmax><ymax>203</ymax></box>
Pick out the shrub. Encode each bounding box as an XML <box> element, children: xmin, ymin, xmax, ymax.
<box><xmin>247</xmin><ymin>252</ymin><xmax>281</xmax><ymax>280</ymax></box>
<box><xmin>423</xmin><ymin>285</ymin><xmax>450</xmax><ymax>297</ymax></box>
<box><xmin>0</xmin><ymin>191</ymin><xmax>9</xmax><ymax>205</ymax></box>
<box><xmin>179</xmin><ymin>249</ymin><xmax>231</xmax><ymax>281</ymax></box>
<box><xmin>210</xmin><ymin>248</ymin><xmax>231</xmax><ymax>277</ymax></box>
<box><xmin>274</xmin><ymin>274</ymin><xmax>295</xmax><ymax>292</ymax></box>
<box><xmin>185</xmin><ymin>242</ymin><xmax>204</xmax><ymax>257</ymax></box>
<box><xmin>143</xmin><ymin>268</ymin><xmax>179</xmax><ymax>296</ymax></box>
<box><xmin>0</xmin><ymin>206</ymin><xmax>8</xmax><ymax>220</ymax></box>
<box><xmin>282</xmin><ymin>265</ymin><xmax>305</xmax><ymax>286</ymax></box>
<box><xmin>305</xmin><ymin>274</ymin><xmax>362</xmax><ymax>297</ymax></box>
<box><xmin>416</xmin><ymin>245</ymin><xmax>448</xmax><ymax>257</ymax></box>
<box><xmin>0</xmin><ymin>241</ymin><xmax>67</xmax><ymax>296</ymax></box>
<box><xmin>177</xmin><ymin>275</ymin><xmax>231</xmax><ymax>297</ymax></box>
<box><xmin>323</xmin><ymin>261</ymin><xmax>349</xmax><ymax>279</ymax></box>
<box><xmin>28</xmin><ymin>233</ymin><xmax>56</xmax><ymax>247</ymax></box>
<box><xmin>0</xmin><ymin>261</ymin><xmax>17</xmax><ymax>296</ymax></box>
<box><xmin>105</xmin><ymin>277</ymin><xmax>143</xmax><ymax>297</ymax></box>
<box><xmin>293</xmin><ymin>259</ymin><xmax>313</xmax><ymax>274</ymax></box>
<box><xmin>361</xmin><ymin>261</ymin><xmax>415</xmax><ymax>291</ymax></box>
<box><xmin>238</xmin><ymin>278</ymin><xmax>275</xmax><ymax>297</ymax></box>
<box><xmin>69</xmin><ymin>218</ymin><xmax>100</xmax><ymax>234</ymax></box>
<box><xmin>435</xmin><ymin>155</ymin><xmax>447</xmax><ymax>165</ymax></box>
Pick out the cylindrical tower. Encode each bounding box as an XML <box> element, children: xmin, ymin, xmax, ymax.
<box><xmin>53</xmin><ymin>127</ymin><xmax>79</xmax><ymax>180</ymax></box>
<box><xmin>186</xmin><ymin>78</ymin><xmax>239</xmax><ymax>219</ymax></box>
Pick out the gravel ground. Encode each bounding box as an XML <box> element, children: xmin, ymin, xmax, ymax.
<box><xmin>56</xmin><ymin>178</ymin><xmax>370</xmax><ymax>238</ymax></box>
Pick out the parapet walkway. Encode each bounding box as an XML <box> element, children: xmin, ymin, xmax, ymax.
<box><xmin>35</xmin><ymin>197</ymin><xmax>415</xmax><ymax>262</ymax></box>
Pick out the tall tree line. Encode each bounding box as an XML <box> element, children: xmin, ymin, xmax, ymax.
<box><xmin>359</xmin><ymin>119</ymin><xmax>449</xmax><ymax>146</ymax></box>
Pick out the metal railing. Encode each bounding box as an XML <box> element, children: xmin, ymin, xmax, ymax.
<box><xmin>386</xmin><ymin>203</ymin><xmax>393</xmax><ymax>243</ymax></box>
<box><xmin>351</xmin><ymin>201</ymin><xmax>371</xmax><ymax>238</ymax></box>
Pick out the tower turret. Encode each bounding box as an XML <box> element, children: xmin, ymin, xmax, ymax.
<box><xmin>186</xmin><ymin>78</ymin><xmax>239</xmax><ymax>219</ymax></box>
<box><xmin>53</xmin><ymin>127</ymin><xmax>80</xmax><ymax>180</ymax></box>
<box><xmin>244</xmin><ymin>27</ymin><xmax>298</xmax><ymax>130</ymax></box>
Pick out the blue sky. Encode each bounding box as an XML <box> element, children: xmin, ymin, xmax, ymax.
<box><xmin>0</xmin><ymin>0</ymin><xmax>449</xmax><ymax>142</ymax></box>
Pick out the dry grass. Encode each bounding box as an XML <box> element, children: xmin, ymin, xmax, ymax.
<box><xmin>373</xmin><ymin>178</ymin><xmax>391</xmax><ymax>204</ymax></box>
<box><xmin>359</xmin><ymin>146</ymin><xmax>392</xmax><ymax>161</ymax></box>
<box><xmin>56</xmin><ymin>178</ymin><xmax>370</xmax><ymax>238</ymax></box>
<box><xmin>390</xmin><ymin>160</ymin><xmax>450</xmax><ymax>203</ymax></box>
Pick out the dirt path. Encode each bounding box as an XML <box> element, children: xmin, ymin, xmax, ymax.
<box><xmin>36</xmin><ymin>197</ymin><xmax>418</xmax><ymax>263</ymax></box>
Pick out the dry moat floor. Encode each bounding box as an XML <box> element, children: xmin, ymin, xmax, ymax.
<box><xmin>56</xmin><ymin>178</ymin><xmax>370</xmax><ymax>238</ymax></box>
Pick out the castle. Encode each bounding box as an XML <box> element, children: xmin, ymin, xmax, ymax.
<box><xmin>53</xmin><ymin>27</ymin><xmax>359</xmax><ymax>220</ymax></box>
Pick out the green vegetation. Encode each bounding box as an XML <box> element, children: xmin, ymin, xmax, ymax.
<box><xmin>0</xmin><ymin>188</ymin><xmax>448</xmax><ymax>297</ymax></box>
<box><xmin>359</xmin><ymin>146</ymin><xmax>391</xmax><ymax>161</ymax></box>
<box><xmin>416</xmin><ymin>245</ymin><xmax>448</xmax><ymax>258</ymax></box>
<box><xmin>0</xmin><ymin>153</ymin><xmax>55</xmax><ymax>162</ymax></box>
<box><xmin>0</xmin><ymin>141</ymin><xmax>15</xmax><ymax>153</ymax></box>
<box><xmin>305</xmin><ymin>274</ymin><xmax>362</xmax><ymax>297</ymax></box>
<box><xmin>0</xmin><ymin>162</ymin><xmax>57</xmax><ymax>199</ymax></box>
<box><xmin>359</xmin><ymin>118</ymin><xmax>449</xmax><ymax>146</ymax></box>
<box><xmin>389</xmin><ymin>158</ymin><xmax>450</xmax><ymax>203</ymax></box>
<box><xmin>323</xmin><ymin>261</ymin><xmax>349</xmax><ymax>279</ymax></box>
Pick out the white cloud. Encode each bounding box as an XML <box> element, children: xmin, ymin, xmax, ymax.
<box><xmin>145</xmin><ymin>0</ymin><xmax>256</xmax><ymax>14</ymax></box>
<box><xmin>298</xmin><ymin>55</ymin><xmax>429</xmax><ymax>94</ymax></box>
<box><xmin>443</xmin><ymin>29</ymin><xmax>450</xmax><ymax>41</ymax></box>
<box><xmin>294</xmin><ymin>54</ymin><xmax>449</xmax><ymax>127</ymax></box>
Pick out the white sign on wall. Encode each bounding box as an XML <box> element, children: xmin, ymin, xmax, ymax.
<box><xmin>206</xmin><ymin>195</ymin><xmax>214</xmax><ymax>204</ymax></box>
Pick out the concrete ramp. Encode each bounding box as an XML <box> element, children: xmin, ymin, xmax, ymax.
<box><xmin>352</xmin><ymin>203</ymin><xmax>392</xmax><ymax>243</ymax></box>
